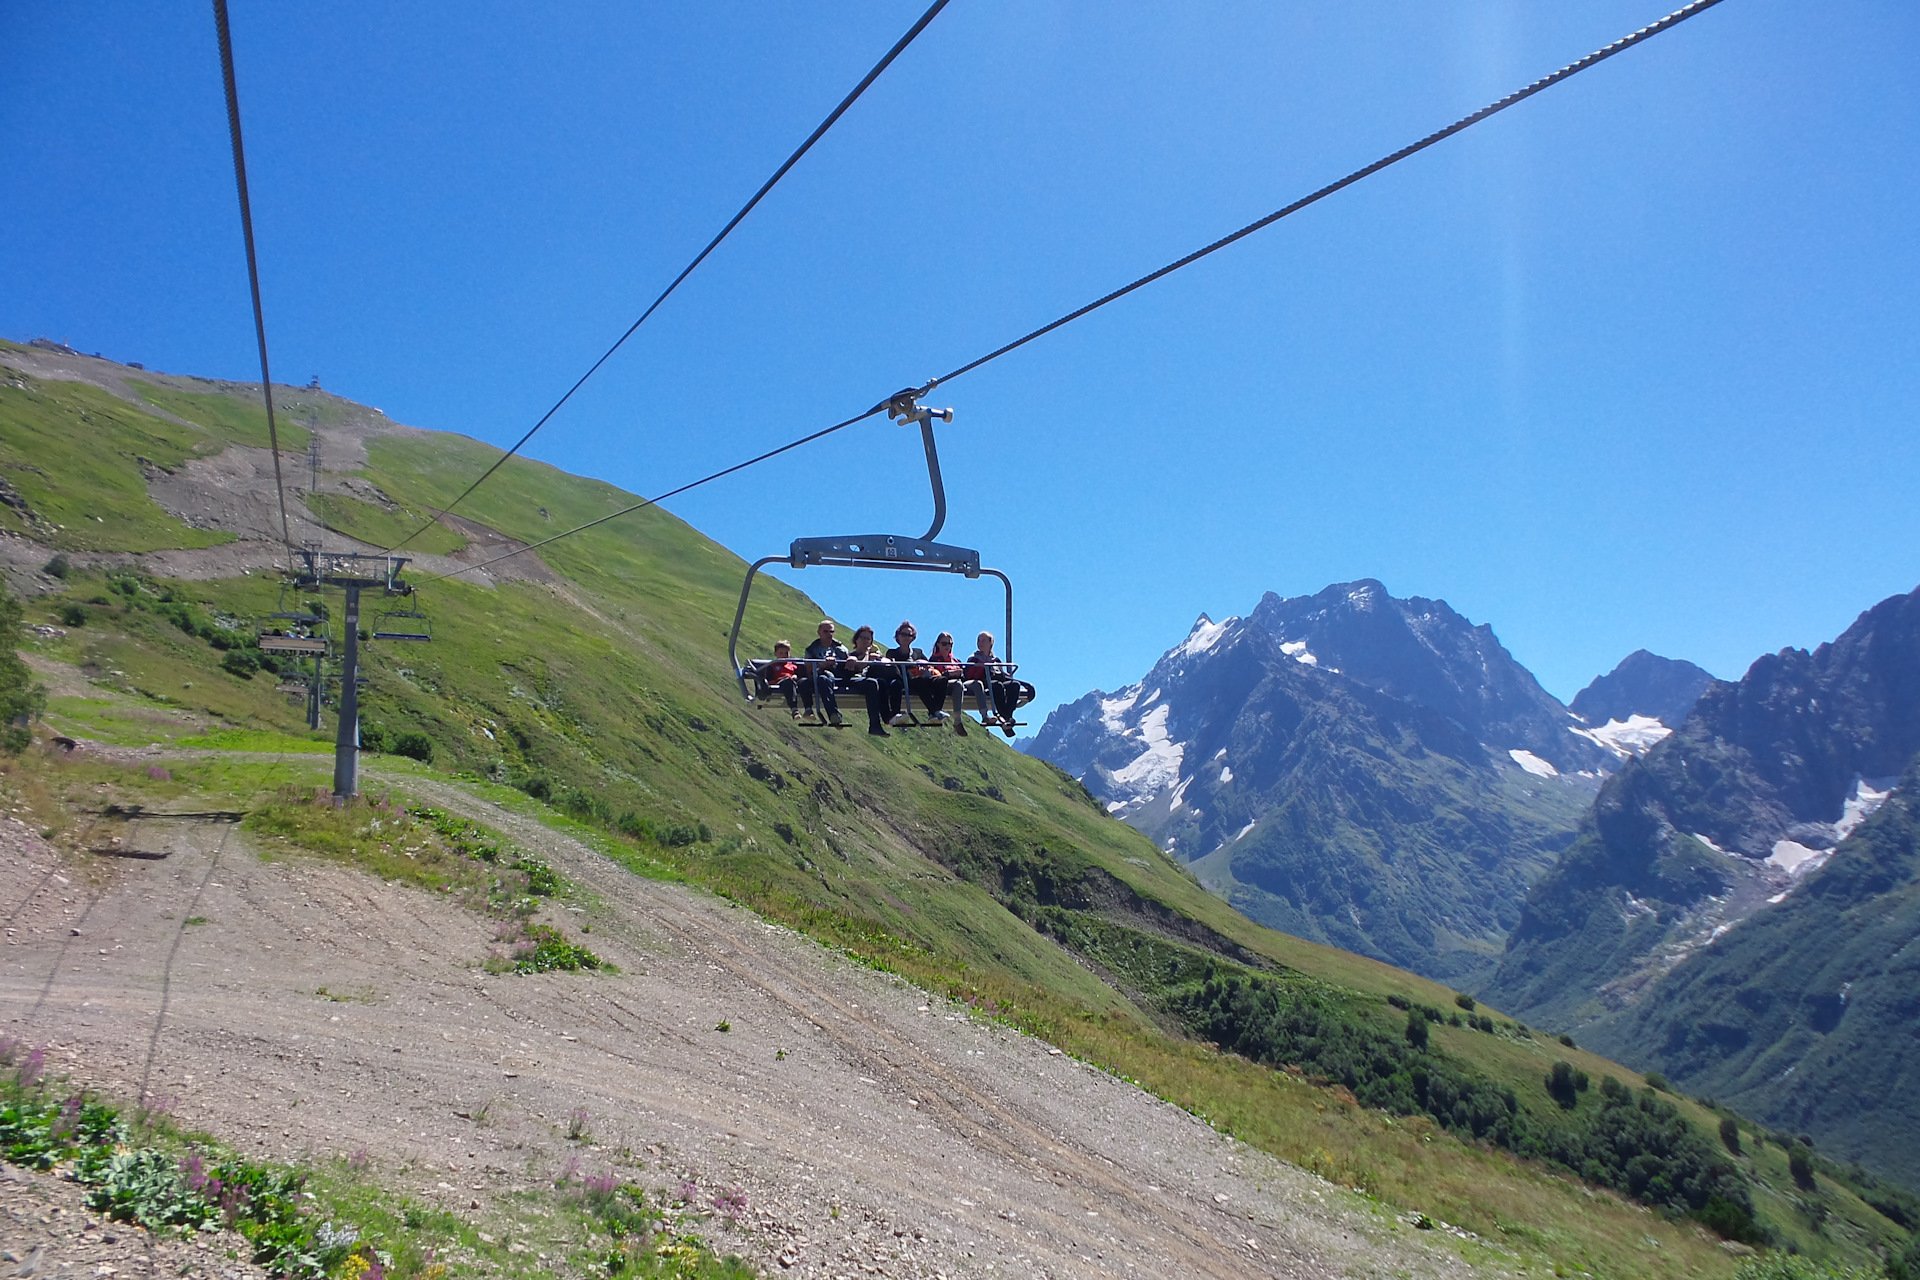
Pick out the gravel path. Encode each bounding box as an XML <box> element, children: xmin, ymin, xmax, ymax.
<box><xmin>0</xmin><ymin>763</ymin><xmax>1509</xmax><ymax>1279</ymax></box>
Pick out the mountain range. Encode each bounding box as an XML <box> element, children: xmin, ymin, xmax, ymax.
<box><xmin>1028</xmin><ymin>570</ymin><xmax>1920</xmax><ymax>1183</ymax></box>
<box><xmin>1023</xmin><ymin>581</ymin><xmax>1720</xmax><ymax>986</ymax></box>
<box><xmin>1489</xmin><ymin>584</ymin><xmax>1920</xmax><ymax>1184</ymax></box>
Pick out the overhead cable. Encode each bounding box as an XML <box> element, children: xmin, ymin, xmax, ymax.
<box><xmin>388</xmin><ymin>0</ymin><xmax>952</xmax><ymax>553</ymax></box>
<box><xmin>413</xmin><ymin>402</ymin><xmax>890</xmax><ymax>586</ymax></box>
<box><xmin>931</xmin><ymin>0</ymin><xmax>1729</xmax><ymax>388</ymax></box>
<box><xmin>212</xmin><ymin>0</ymin><xmax>294</xmax><ymax>555</ymax></box>
<box><xmin>418</xmin><ymin>0</ymin><xmax>1727</xmax><ymax>585</ymax></box>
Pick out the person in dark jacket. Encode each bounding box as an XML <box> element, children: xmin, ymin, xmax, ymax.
<box><xmin>847</xmin><ymin>625</ymin><xmax>908</xmax><ymax>727</ymax></box>
<box><xmin>965</xmin><ymin>630</ymin><xmax>1032</xmax><ymax>738</ymax></box>
<box><xmin>806</xmin><ymin>619</ymin><xmax>889</xmax><ymax>735</ymax></box>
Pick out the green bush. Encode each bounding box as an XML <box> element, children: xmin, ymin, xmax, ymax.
<box><xmin>219</xmin><ymin>649</ymin><xmax>259</xmax><ymax>679</ymax></box>
<box><xmin>390</xmin><ymin>730</ymin><xmax>434</xmax><ymax>763</ymax></box>
<box><xmin>1404</xmin><ymin>1009</ymin><xmax>1429</xmax><ymax>1050</ymax></box>
<box><xmin>1720</xmin><ymin>1116</ymin><xmax>1742</xmax><ymax>1154</ymax></box>
<box><xmin>1454</xmin><ymin>992</ymin><xmax>1476</xmax><ymax>1011</ymax></box>
<box><xmin>1789</xmin><ymin>1143</ymin><xmax>1816</xmax><ymax>1189</ymax></box>
<box><xmin>57</xmin><ymin>602</ymin><xmax>87</xmax><ymax>627</ymax></box>
<box><xmin>42</xmin><ymin>554</ymin><xmax>70</xmax><ymax>579</ymax></box>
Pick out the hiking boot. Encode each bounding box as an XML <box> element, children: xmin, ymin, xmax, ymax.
<box><xmin>828</xmin><ymin>711</ymin><xmax>845</xmax><ymax>728</ymax></box>
<box><xmin>868</xmin><ymin>725</ymin><xmax>890</xmax><ymax>736</ymax></box>
<box><xmin>930</xmin><ymin>711</ymin><xmax>950</xmax><ymax>722</ymax></box>
<box><xmin>888</xmin><ymin>713</ymin><xmax>913</xmax><ymax>727</ymax></box>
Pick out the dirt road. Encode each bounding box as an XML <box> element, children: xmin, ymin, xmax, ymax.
<box><xmin>0</xmin><ymin>763</ymin><xmax>1502</xmax><ymax>1279</ymax></box>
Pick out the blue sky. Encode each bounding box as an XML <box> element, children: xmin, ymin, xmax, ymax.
<box><xmin>6</xmin><ymin>2</ymin><xmax>1917</xmax><ymax>724</ymax></box>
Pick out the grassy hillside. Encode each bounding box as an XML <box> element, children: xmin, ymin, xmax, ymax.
<box><xmin>5</xmin><ymin>349</ymin><xmax>1915</xmax><ymax>1277</ymax></box>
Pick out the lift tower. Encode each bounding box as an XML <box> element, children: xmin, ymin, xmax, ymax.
<box><xmin>289</xmin><ymin>549</ymin><xmax>417</xmax><ymax>798</ymax></box>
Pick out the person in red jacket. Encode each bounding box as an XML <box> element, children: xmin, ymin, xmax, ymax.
<box><xmin>888</xmin><ymin>622</ymin><xmax>966</xmax><ymax>736</ymax></box>
<box><xmin>764</xmin><ymin>640</ymin><xmax>806</xmax><ymax>717</ymax></box>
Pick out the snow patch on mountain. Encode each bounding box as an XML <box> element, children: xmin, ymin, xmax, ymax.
<box><xmin>1766</xmin><ymin>839</ymin><xmax>1828</xmax><ymax>875</ymax></box>
<box><xmin>1508</xmin><ymin>749</ymin><xmax>1558</xmax><ymax>778</ymax></box>
<box><xmin>1837</xmin><ymin>775</ymin><xmax>1896</xmax><ymax>841</ymax></box>
<box><xmin>1219</xmin><ymin>764</ymin><xmax>1233</xmax><ymax>784</ymax></box>
<box><xmin>1177</xmin><ymin>614</ymin><xmax>1236</xmax><ymax>660</ymax></box>
<box><xmin>1099</xmin><ymin>687</ymin><xmax>1141</xmax><ymax>735</ymax></box>
<box><xmin>1572</xmin><ymin>714</ymin><xmax>1672</xmax><ymax>759</ymax></box>
<box><xmin>1279</xmin><ymin>640</ymin><xmax>1319</xmax><ymax>666</ymax></box>
<box><xmin>1109</xmin><ymin>703</ymin><xmax>1185</xmax><ymax>795</ymax></box>
<box><xmin>1168</xmin><ymin>774</ymin><xmax>1194</xmax><ymax>813</ymax></box>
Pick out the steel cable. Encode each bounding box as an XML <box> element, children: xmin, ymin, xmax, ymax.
<box><xmin>415</xmin><ymin>0</ymin><xmax>1729</xmax><ymax>585</ymax></box>
<box><xmin>388</xmin><ymin>0</ymin><xmax>952</xmax><ymax>553</ymax></box>
<box><xmin>213</xmin><ymin>0</ymin><xmax>295</xmax><ymax>558</ymax></box>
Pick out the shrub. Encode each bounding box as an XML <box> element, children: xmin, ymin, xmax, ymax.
<box><xmin>390</xmin><ymin>731</ymin><xmax>433</xmax><ymax>763</ymax></box>
<box><xmin>1789</xmin><ymin>1144</ymin><xmax>1816</xmax><ymax>1189</ymax></box>
<box><xmin>1404</xmin><ymin>1009</ymin><xmax>1429</xmax><ymax>1050</ymax></box>
<box><xmin>1547</xmin><ymin>1061</ymin><xmax>1581</xmax><ymax>1109</ymax></box>
<box><xmin>358</xmin><ymin>724</ymin><xmax>391</xmax><ymax>753</ymax></box>
<box><xmin>218</xmin><ymin>649</ymin><xmax>258</xmax><ymax>679</ymax></box>
<box><xmin>1720</xmin><ymin>1116</ymin><xmax>1742</xmax><ymax>1154</ymax></box>
<box><xmin>1454</xmin><ymin>993</ymin><xmax>1476</xmax><ymax>1011</ymax></box>
<box><xmin>42</xmin><ymin>554</ymin><xmax>70</xmax><ymax>579</ymax></box>
<box><xmin>1558</xmin><ymin>1033</ymin><xmax>1576</xmax><ymax>1048</ymax></box>
<box><xmin>57</xmin><ymin>603</ymin><xmax>87</xmax><ymax>627</ymax></box>
<box><xmin>1644</xmin><ymin>1071</ymin><xmax>1669</xmax><ymax>1092</ymax></box>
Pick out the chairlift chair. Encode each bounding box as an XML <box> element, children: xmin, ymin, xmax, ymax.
<box><xmin>727</xmin><ymin>388</ymin><xmax>1020</xmax><ymax>724</ymax></box>
<box><xmin>370</xmin><ymin>593</ymin><xmax>432</xmax><ymax>643</ymax></box>
<box><xmin>257</xmin><ymin>583</ymin><xmax>328</xmax><ymax>654</ymax></box>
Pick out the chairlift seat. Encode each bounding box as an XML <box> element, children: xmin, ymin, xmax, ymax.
<box><xmin>371</xmin><ymin>608</ymin><xmax>432</xmax><ymax>642</ymax></box>
<box><xmin>258</xmin><ymin>632</ymin><xmax>327</xmax><ymax>655</ymax></box>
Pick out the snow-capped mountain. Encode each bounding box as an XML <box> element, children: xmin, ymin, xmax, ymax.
<box><xmin>1568</xmin><ymin>649</ymin><xmax>1717</xmax><ymax>761</ymax></box>
<box><xmin>1024</xmin><ymin>580</ymin><xmax>1603</xmax><ymax>984</ymax></box>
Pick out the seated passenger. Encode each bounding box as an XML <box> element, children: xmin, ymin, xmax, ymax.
<box><xmin>965</xmin><ymin>630</ymin><xmax>1033</xmax><ymax>738</ymax></box>
<box><xmin>887</xmin><ymin>621</ymin><xmax>966</xmax><ymax>736</ymax></box>
<box><xmin>765</xmin><ymin>640</ymin><xmax>804</xmax><ymax>717</ymax></box>
<box><xmin>800</xmin><ymin>620</ymin><xmax>846</xmax><ymax>727</ymax></box>
<box><xmin>847</xmin><ymin>625</ymin><xmax>908</xmax><ymax>728</ymax></box>
<box><xmin>806</xmin><ymin>619</ymin><xmax>889</xmax><ymax>735</ymax></box>
<box><xmin>924</xmin><ymin>633</ymin><xmax>974</xmax><ymax>738</ymax></box>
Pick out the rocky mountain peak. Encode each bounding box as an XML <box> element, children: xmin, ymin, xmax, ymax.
<box><xmin>1570</xmin><ymin>649</ymin><xmax>1716</xmax><ymax>732</ymax></box>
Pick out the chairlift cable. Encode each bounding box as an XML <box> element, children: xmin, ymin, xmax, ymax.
<box><xmin>410</xmin><ymin>0</ymin><xmax>1728</xmax><ymax>586</ymax></box>
<box><xmin>411</xmin><ymin>401</ymin><xmax>890</xmax><ymax>587</ymax></box>
<box><xmin>212</xmin><ymin>0</ymin><xmax>295</xmax><ymax>561</ymax></box>
<box><xmin>386</xmin><ymin>0</ymin><xmax>954</xmax><ymax>554</ymax></box>
<box><xmin>930</xmin><ymin>0</ymin><xmax>1728</xmax><ymax>389</ymax></box>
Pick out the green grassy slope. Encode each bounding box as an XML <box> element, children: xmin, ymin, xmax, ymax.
<box><xmin>7</xmin><ymin>356</ymin><xmax>1914</xmax><ymax>1278</ymax></box>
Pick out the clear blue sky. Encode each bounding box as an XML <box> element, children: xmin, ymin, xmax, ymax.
<box><xmin>6</xmin><ymin>2</ymin><xmax>1917</xmax><ymax>724</ymax></box>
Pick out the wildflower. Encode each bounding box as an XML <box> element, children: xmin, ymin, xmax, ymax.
<box><xmin>17</xmin><ymin>1045</ymin><xmax>46</xmax><ymax>1087</ymax></box>
<box><xmin>712</xmin><ymin>1186</ymin><xmax>748</xmax><ymax>1220</ymax></box>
